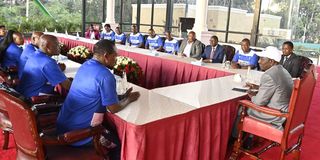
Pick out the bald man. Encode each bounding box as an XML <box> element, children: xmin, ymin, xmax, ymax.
<box><xmin>1</xmin><ymin>31</ymin><xmax>24</xmax><ymax>69</ymax></box>
<box><xmin>18</xmin><ymin>32</ymin><xmax>44</xmax><ymax>78</ymax></box>
<box><xmin>17</xmin><ymin>35</ymin><xmax>71</xmax><ymax>98</ymax></box>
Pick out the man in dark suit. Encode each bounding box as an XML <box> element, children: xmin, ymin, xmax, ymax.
<box><xmin>280</xmin><ymin>41</ymin><xmax>300</xmax><ymax>78</ymax></box>
<box><xmin>178</xmin><ymin>31</ymin><xmax>204</xmax><ymax>59</ymax></box>
<box><xmin>202</xmin><ymin>36</ymin><xmax>225</xmax><ymax>63</ymax></box>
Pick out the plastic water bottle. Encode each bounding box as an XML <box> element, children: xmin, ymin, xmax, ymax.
<box><xmin>246</xmin><ymin>66</ymin><xmax>252</xmax><ymax>83</ymax></box>
<box><xmin>76</xmin><ymin>32</ymin><xmax>80</xmax><ymax>40</ymax></box>
<box><xmin>150</xmin><ymin>46</ymin><xmax>155</xmax><ymax>54</ymax></box>
<box><xmin>122</xmin><ymin>71</ymin><xmax>129</xmax><ymax>91</ymax></box>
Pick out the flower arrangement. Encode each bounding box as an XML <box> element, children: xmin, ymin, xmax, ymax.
<box><xmin>113</xmin><ymin>56</ymin><xmax>143</xmax><ymax>85</ymax></box>
<box><xmin>59</xmin><ymin>42</ymin><xmax>69</xmax><ymax>56</ymax></box>
<box><xmin>67</xmin><ymin>46</ymin><xmax>92</xmax><ymax>63</ymax></box>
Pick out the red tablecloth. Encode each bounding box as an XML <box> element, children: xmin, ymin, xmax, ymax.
<box><xmin>58</xmin><ymin>37</ymin><xmax>233</xmax><ymax>89</ymax></box>
<box><xmin>106</xmin><ymin>97</ymin><xmax>243</xmax><ymax>160</ymax></box>
<box><xmin>118</xmin><ymin>50</ymin><xmax>232</xmax><ymax>89</ymax></box>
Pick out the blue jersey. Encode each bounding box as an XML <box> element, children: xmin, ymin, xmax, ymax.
<box><xmin>16</xmin><ymin>50</ymin><xmax>67</xmax><ymax>98</ymax></box>
<box><xmin>1</xmin><ymin>43</ymin><xmax>23</xmax><ymax>69</ymax></box>
<box><xmin>115</xmin><ymin>33</ymin><xmax>126</xmax><ymax>44</ymax></box>
<box><xmin>128</xmin><ymin>33</ymin><xmax>144</xmax><ymax>47</ymax></box>
<box><xmin>163</xmin><ymin>39</ymin><xmax>180</xmax><ymax>54</ymax></box>
<box><xmin>100</xmin><ymin>30</ymin><xmax>115</xmax><ymax>41</ymax></box>
<box><xmin>145</xmin><ymin>35</ymin><xmax>163</xmax><ymax>49</ymax></box>
<box><xmin>18</xmin><ymin>44</ymin><xmax>37</xmax><ymax>78</ymax></box>
<box><xmin>57</xmin><ymin>59</ymin><xmax>118</xmax><ymax>146</ymax></box>
<box><xmin>232</xmin><ymin>49</ymin><xmax>258</xmax><ymax>67</ymax></box>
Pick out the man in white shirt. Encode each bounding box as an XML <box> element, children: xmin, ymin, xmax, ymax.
<box><xmin>178</xmin><ymin>31</ymin><xmax>204</xmax><ymax>59</ymax></box>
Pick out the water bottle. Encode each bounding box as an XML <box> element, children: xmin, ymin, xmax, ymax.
<box><xmin>122</xmin><ymin>71</ymin><xmax>129</xmax><ymax>91</ymax></box>
<box><xmin>150</xmin><ymin>46</ymin><xmax>154</xmax><ymax>54</ymax></box>
<box><xmin>246</xmin><ymin>66</ymin><xmax>252</xmax><ymax>83</ymax></box>
<box><xmin>76</xmin><ymin>32</ymin><xmax>80</xmax><ymax>40</ymax></box>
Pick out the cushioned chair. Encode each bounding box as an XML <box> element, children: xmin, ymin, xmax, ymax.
<box><xmin>297</xmin><ymin>56</ymin><xmax>313</xmax><ymax>78</ymax></box>
<box><xmin>223</xmin><ymin>45</ymin><xmax>236</xmax><ymax>62</ymax></box>
<box><xmin>0</xmin><ymin>105</ymin><xmax>11</xmax><ymax>150</ymax></box>
<box><xmin>230</xmin><ymin>65</ymin><xmax>317</xmax><ymax>160</ymax></box>
<box><xmin>0</xmin><ymin>89</ymin><xmax>106</xmax><ymax>160</ymax></box>
<box><xmin>0</xmin><ymin>83</ymin><xmax>64</xmax><ymax>150</ymax></box>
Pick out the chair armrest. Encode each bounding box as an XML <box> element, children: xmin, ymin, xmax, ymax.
<box><xmin>239</xmin><ymin>100</ymin><xmax>289</xmax><ymax>118</ymax></box>
<box><xmin>37</xmin><ymin>112</ymin><xmax>59</xmax><ymax>130</ymax></box>
<box><xmin>31</xmin><ymin>103</ymin><xmax>63</xmax><ymax>115</ymax></box>
<box><xmin>30</xmin><ymin>95</ymin><xmax>64</xmax><ymax>104</ymax></box>
<box><xmin>42</xmin><ymin>125</ymin><xmax>104</xmax><ymax>145</ymax></box>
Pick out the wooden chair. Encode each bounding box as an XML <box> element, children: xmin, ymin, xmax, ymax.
<box><xmin>0</xmin><ymin>89</ymin><xmax>107</xmax><ymax>159</ymax></box>
<box><xmin>230</xmin><ymin>65</ymin><xmax>317</xmax><ymax>160</ymax></box>
<box><xmin>223</xmin><ymin>45</ymin><xmax>236</xmax><ymax>61</ymax></box>
<box><xmin>0</xmin><ymin>82</ymin><xmax>67</xmax><ymax>150</ymax></box>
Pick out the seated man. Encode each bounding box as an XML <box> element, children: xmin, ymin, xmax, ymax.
<box><xmin>128</xmin><ymin>24</ymin><xmax>144</xmax><ymax>48</ymax></box>
<box><xmin>178</xmin><ymin>31</ymin><xmax>203</xmax><ymax>59</ymax></box>
<box><xmin>57</xmin><ymin>40</ymin><xmax>140</xmax><ymax>159</ymax></box>
<box><xmin>85</xmin><ymin>24</ymin><xmax>100</xmax><ymax>40</ymax></box>
<box><xmin>280</xmin><ymin>41</ymin><xmax>301</xmax><ymax>78</ymax></box>
<box><xmin>201</xmin><ymin>35</ymin><xmax>225</xmax><ymax>63</ymax></box>
<box><xmin>0</xmin><ymin>30</ymin><xmax>24</xmax><ymax>69</ymax></box>
<box><xmin>246</xmin><ymin>46</ymin><xmax>293</xmax><ymax>130</ymax></box>
<box><xmin>163</xmin><ymin>31</ymin><xmax>179</xmax><ymax>54</ymax></box>
<box><xmin>0</xmin><ymin>25</ymin><xmax>6</xmax><ymax>41</ymax></box>
<box><xmin>231</xmin><ymin>38</ymin><xmax>258</xmax><ymax>69</ymax></box>
<box><xmin>100</xmin><ymin>24</ymin><xmax>115</xmax><ymax>41</ymax></box>
<box><xmin>145</xmin><ymin>28</ymin><xmax>163</xmax><ymax>51</ymax></box>
<box><xmin>114</xmin><ymin>26</ymin><xmax>126</xmax><ymax>45</ymax></box>
<box><xmin>16</xmin><ymin>35</ymin><xmax>71</xmax><ymax>98</ymax></box>
<box><xmin>18</xmin><ymin>31</ymin><xmax>44</xmax><ymax>78</ymax></box>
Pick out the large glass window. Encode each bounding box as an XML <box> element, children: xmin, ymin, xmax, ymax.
<box><xmin>206</xmin><ymin>0</ymin><xmax>231</xmax><ymax>42</ymax></box>
<box><xmin>85</xmin><ymin>0</ymin><xmax>105</xmax><ymax>23</ymax></box>
<box><xmin>153</xmin><ymin>1</ymin><xmax>167</xmax><ymax>34</ymax></box>
<box><xmin>118</xmin><ymin>0</ymin><xmax>137</xmax><ymax>32</ymax></box>
<box><xmin>258</xmin><ymin>0</ymin><xmax>320</xmax><ymax>64</ymax></box>
<box><xmin>172</xmin><ymin>0</ymin><xmax>196</xmax><ymax>37</ymax></box>
<box><xmin>140</xmin><ymin>1</ymin><xmax>153</xmax><ymax>33</ymax></box>
<box><xmin>227</xmin><ymin>0</ymin><xmax>255</xmax><ymax>43</ymax></box>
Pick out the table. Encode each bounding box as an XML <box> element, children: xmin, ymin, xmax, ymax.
<box><xmin>56</xmin><ymin>33</ymin><xmax>261</xmax><ymax>88</ymax></box>
<box><xmin>56</xmin><ymin>34</ymin><xmax>263</xmax><ymax>160</ymax></box>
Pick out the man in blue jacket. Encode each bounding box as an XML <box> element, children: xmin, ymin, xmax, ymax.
<box><xmin>202</xmin><ymin>36</ymin><xmax>226</xmax><ymax>63</ymax></box>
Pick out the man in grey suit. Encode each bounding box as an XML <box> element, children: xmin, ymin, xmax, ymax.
<box><xmin>280</xmin><ymin>41</ymin><xmax>301</xmax><ymax>78</ymax></box>
<box><xmin>247</xmin><ymin>46</ymin><xmax>293</xmax><ymax>130</ymax></box>
<box><xmin>178</xmin><ymin>31</ymin><xmax>204</xmax><ymax>59</ymax></box>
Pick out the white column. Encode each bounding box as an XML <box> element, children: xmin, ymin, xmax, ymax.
<box><xmin>192</xmin><ymin>0</ymin><xmax>208</xmax><ymax>41</ymax></box>
<box><xmin>105</xmin><ymin>0</ymin><xmax>116</xmax><ymax>24</ymax></box>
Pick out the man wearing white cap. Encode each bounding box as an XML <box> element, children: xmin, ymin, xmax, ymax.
<box><xmin>246</xmin><ymin>46</ymin><xmax>293</xmax><ymax>129</ymax></box>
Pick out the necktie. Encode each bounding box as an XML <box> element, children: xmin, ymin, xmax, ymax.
<box><xmin>283</xmin><ymin>56</ymin><xmax>288</xmax><ymax>65</ymax></box>
<box><xmin>210</xmin><ymin>47</ymin><xmax>216</xmax><ymax>59</ymax></box>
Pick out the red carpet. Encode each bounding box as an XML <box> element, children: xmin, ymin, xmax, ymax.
<box><xmin>1</xmin><ymin>67</ymin><xmax>320</xmax><ymax>160</ymax></box>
